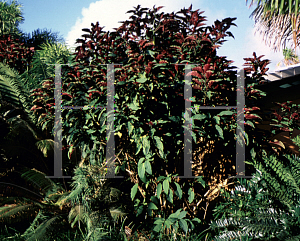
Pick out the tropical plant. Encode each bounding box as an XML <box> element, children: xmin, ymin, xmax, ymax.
<box><xmin>277</xmin><ymin>47</ymin><xmax>300</xmax><ymax>67</ymax></box>
<box><xmin>19</xmin><ymin>28</ymin><xmax>65</xmax><ymax>50</ymax></box>
<box><xmin>3</xmin><ymin>2</ymin><xmax>296</xmax><ymax>240</ymax></box>
<box><xmin>28</xmin><ymin>4</ymin><xmax>282</xmax><ymax>240</ymax></box>
<box><xmin>0</xmin><ymin>34</ymin><xmax>35</xmax><ymax>75</ymax></box>
<box><xmin>0</xmin><ymin>167</ymin><xmax>73</xmax><ymax>241</ymax></box>
<box><xmin>246</xmin><ymin>0</ymin><xmax>300</xmax><ymax>53</ymax></box>
<box><xmin>208</xmin><ymin>136</ymin><xmax>300</xmax><ymax>240</ymax></box>
<box><xmin>26</xmin><ymin>41</ymin><xmax>73</xmax><ymax>91</ymax></box>
<box><xmin>0</xmin><ymin>0</ymin><xmax>24</xmax><ymax>37</ymax></box>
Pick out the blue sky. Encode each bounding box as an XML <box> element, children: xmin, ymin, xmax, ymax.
<box><xmin>16</xmin><ymin>0</ymin><xmax>288</xmax><ymax>72</ymax></box>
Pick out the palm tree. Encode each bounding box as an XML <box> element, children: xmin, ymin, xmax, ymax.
<box><xmin>0</xmin><ymin>0</ymin><xmax>24</xmax><ymax>37</ymax></box>
<box><xmin>246</xmin><ymin>0</ymin><xmax>300</xmax><ymax>54</ymax></box>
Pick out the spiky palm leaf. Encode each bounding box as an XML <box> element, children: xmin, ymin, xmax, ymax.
<box><xmin>277</xmin><ymin>47</ymin><xmax>300</xmax><ymax>67</ymax></box>
<box><xmin>0</xmin><ymin>201</ymin><xmax>42</xmax><ymax>224</ymax></box>
<box><xmin>27</xmin><ymin>41</ymin><xmax>73</xmax><ymax>91</ymax></box>
<box><xmin>0</xmin><ymin>0</ymin><xmax>24</xmax><ymax>37</ymax></box>
<box><xmin>56</xmin><ymin>163</ymin><xmax>129</xmax><ymax>240</ymax></box>
<box><xmin>23</xmin><ymin>215</ymin><xmax>66</xmax><ymax>241</ymax></box>
<box><xmin>246</xmin><ymin>0</ymin><xmax>300</xmax><ymax>52</ymax></box>
<box><xmin>210</xmin><ymin>151</ymin><xmax>300</xmax><ymax>240</ymax></box>
<box><xmin>35</xmin><ymin>139</ymin><xmax>54</xmax><ymax>158</ymax></box>
<box><xmin>20</xmin><ymin>168</ymin><xmax>64</xmax><ymax>197</ymax></box>
<box><xmin>0</xmin><ymin>62</ymin><xmax>37</xmax><ymax>126</ymax></box>
<box><xmin>0</xmin><ymin>168</ymin><xmax>71</xmax><ymax>240</ymax></box>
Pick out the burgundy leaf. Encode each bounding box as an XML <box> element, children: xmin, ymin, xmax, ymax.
<box><xmin>187</xmin><ymin>71</ymin><xmax>202</xmax><ymax>78</ymax></box>
<box><xmin>245</xmin><ymin>114</ymin><xmax>262</xmax><ymax>120</ymax></box>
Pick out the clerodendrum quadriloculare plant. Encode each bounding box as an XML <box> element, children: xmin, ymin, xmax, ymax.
<box><xmin>209</xmin><ymin>137</ymin><xmax>300</xmax><ymax>241</ymax></box>
<box><xmin>60</xmin><ymin>4</ymin><xmax>239</xmax><ymax>238</ymax></box>
<box><xmin>29</xmin><ymin>4</ymin><xmax>271</xmax><ymax>240</ymax></box>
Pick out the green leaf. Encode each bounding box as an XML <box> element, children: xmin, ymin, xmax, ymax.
<box><xmin>150</xmin><ymin>196</ymin><xmax>159</xmax><ymax>205</ymax></box>
<box><xmin>157</xmin><ymin>176</ymin><xmax>165</xmax><ymax>182</ymax></box>
<box><xmin>169</xmin><ymin>209</ymin><xmax>182</xmax><ymax>219</ymax></box>
<box><xmin>188</xmin><ymin>188</ymin><xmax>194</xmax><ymax>203</ymax></box>
<box><xmin>250</xmin><ymin>148</ymin><xmax>256</xmax><ymax>159</ymax></box>
<box><xmin>145</xmin><ymin>160</ymin><xmax>152</xmax><ymax>175</ymax></box>
<box><xmin>218</xmin><ymin>110</ymin><xmax>234</xmax><ymax>116</ymax></box>
<box><xmin>169</xmin><ymin>116</ymin><xmax>181</xmax><ymax>122</ymax></box>
<box><xmin>129</xmin><ymin>115</ymin><xmax>139</xmax><ymax>121</ymax></box>
<box><xmin>136</xmin><ymin>72</ymin><xmax>147</xmax><ymax>83</ymax></box>
<box><xmin>207</xmin><ymin>91</ymin><xmax>212</xmax><ymax>100</ymax></box>
<box><xmin>193</xmin><ymin>114</ymin><xmax>206</xmax><ymax>120</ymax></box>
<box><xmin>195</xmin><ymin>176</ymin><xmax>206</xmax><ymax>188</ymax></box>
<box><xmin>245</xmin><ymin>120</ymin><xmax>255</xmax><ymax>128</ymax></box>
<box><xmin>137</xmin><ymin>205</ymin><xmax>144</xmax><ymax>216</ymax></box>
<box><xmin>147</xmin><ymin>50</ymin><xmax>155</xmax><ymax>58</ymax></box>
<box><xmin>154</xmin><ymin>136</ymin><xmax>164</xmax><ymax>158</ymax></box>
<box><xmin>153</xmin><ymin>224</ymin><xmax>163</xmax><ymax>233</ymax></box>
<box><xmin>131</xmin><ymin>183</ymin><xmax>138</xmax><ymax>201</ymax></box>
<box><xmin>178</xmin><ymin>210</ymin><xmax>187</xmax><ymax>219</ymax></box>
<box><xmin>138</xmin><ymin>162</ymin><xmax>145</xmax><ymax>180</ymax></box>
<box><xmin>117</xmin><ymin>81</ymin><xmax>126</xmax><ymax>85</ymax></box>
<box><xmin>127</xmin><ymin>103</ymin><xmax>140</xmax><ymax>111</ymax></box>
<box><xmin>191</xmin><ymin>131</ymin><xmax>197</xmax><ymax>143</ymax></box>
<box><xmin>213</xmin><ymin>115</ymin><xmax>220</xmax><ymax>124</ymax></box>
<box><xmin>244</xmin><ymin>131</ymin><xmax>249</xmax><ymax>146</ymax></box>
<box><xmin>148</xmin><ymin>202</ymin><xmax>158</xmax><ymax>210</ymax></box>
<box><xmin>142</xmin><ymin>135</ymin><xmax>150</xmax><ymax>156</ymax></box>
<box><xmin>128</xmin><ymin>122</ymin><xmax>134</xmax><ymax>136</ymax></box>
<box><xmin>179</xmin><ymin>219</ymin><xmax>188</xmax><ymax>234</ymax></box>
<box><xmin>163</xmin><ymin>179</ymin><xmax>169</xmax><ymax>195</ymax></box>
<box><xmin>157</xmin><ymin>183</ymin><xmax>162</xmax><ymax>198</ymax></box>
<box><xmin>149</xmin><ymin>82</ymin><xmax>153</xmax><ymax>92</ymax></box>
<box><xmin>164</xmin><ymin>219</ymin><xmax>173</xmax><ymax>228</ymax></box>
<box><xmin>86</xmin><ymin>129</ymin><xmax>96</xmax><ymax>134</ymax></box>
<box><xmin>136</xmin><ymin>139</ymin><xmax>142</xmax><ymax>155</ymax></box>
<box><xmin>215</xmin><ymin>125</ymin><xmax>224</xmax><ymax>139</ymax></box>
<box><xmin>174</xmin><ymin>182</ymin><xmax>183</xmax><ymax>199</ymax></box>
<box><xmin>192</xmin><ymin>217</ymin><xmax>201</xmax><ymax>223</ymax></box>
<box><xmin>167</xmin><ymin>189</ymin><xmax>173</xmax><ymax>204</ymax></box>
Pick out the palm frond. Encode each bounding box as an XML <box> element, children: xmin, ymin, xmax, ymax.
<box><xmin>35</xmin><ymin>139</ymin><xmax>54</xmax><ymax>157</ymax></box>
<box><xmin>20</xmin><ymin>168</ymin><xmax>64</xmax><ymax>196</ymax></box>
<box><xmin>249</xmin><ymin>1</ymin><xmax>300</xmax><ymax>52</ymax></box>
<box><xmin>24</xmin><ymin>215</ymin><xmax>66</xmax><ymax>241</ymax></box>
<box><xmin>109</xmin><ymin>207</ymin><xmax>128</xmax><ymax>224</ymax></box>
<box><xmin>0</xmin><ymin>62</ymin><xmax>38</xmax><ymax>126</ymax></box>
<box><xmin>211</xmin><ymin>152</ymin><xmax>300</xmax><ymax>240</ymax></box>
<box><xmin>28</xmin><ymin>41</ymin><xmax>73</xmax><ymax>90</ymax></box>
<box><xmin>0</xmin><ymin>203</ymin><xmax>41</xmax><ymax>224</ymax></box>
